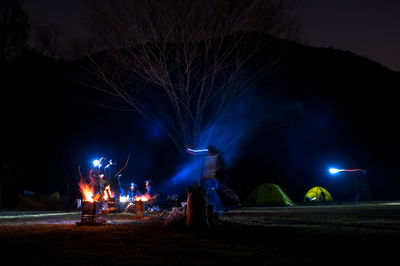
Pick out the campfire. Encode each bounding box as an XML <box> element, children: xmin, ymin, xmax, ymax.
<box><xmin>134</xmin><ymin>194</ymin><xmax>152</xmax><ymax>202</ymax></box>
<box><xmin>75</xmin><ymin>154</ymin><xmax>162</xmax><ymax>224</ymax></box>
<box><xmin>76</xmin><ymin>178</ymin><xmax>102</xmax><ymax>225</ymax></box>
<box><xmin>76</xmin><ymin>178</ymin><xmax>120</xmax><ymax>225</ymax></box>
<box><xmin>78</xmin><ymin>178</ymin><xmax>95</xmax><ymax>202</ymax></box>
<box><xmin>133</xmin><ymin>194</ymin><xmax>152</xmax><ymax>217</ymax></box>
<box><xmin>103</xmin><ymin>185</ymin><xmax>116</xmax><ymax>211</ymax></box>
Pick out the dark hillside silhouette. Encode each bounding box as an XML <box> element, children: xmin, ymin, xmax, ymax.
<box><xmin>2</xmin><ymin>34</ymin><xmax>399</xmax><ymax>208</ymax></box>
<box><xmin>231</xmin><ymin>39</ymin><xmax>400</xmax><ymax>201</ymax></box>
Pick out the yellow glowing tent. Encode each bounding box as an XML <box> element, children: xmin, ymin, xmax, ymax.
<box><xmin>304</xmin><ymin>186</ymin><xmax>333</xmax><ymax>203</ymax></box>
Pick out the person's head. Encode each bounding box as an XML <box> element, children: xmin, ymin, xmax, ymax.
<box><xmin>145</xmin><ymin>179</ymin><xmax>151</xmax><ymax>187</ymax></box>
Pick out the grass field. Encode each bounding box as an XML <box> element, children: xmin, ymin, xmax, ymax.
<box><xmin>0</xmin><ymin>202</ymin><xmax>399</xmax><ymax>265</ymax></box>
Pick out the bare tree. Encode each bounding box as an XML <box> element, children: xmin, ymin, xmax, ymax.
<box><xmin>79</xmin><ymin>0</ymin><xmax>299</xmax><ymax>152</ymax></box>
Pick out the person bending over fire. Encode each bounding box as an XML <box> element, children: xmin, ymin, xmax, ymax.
<box><xmin>144</xmin><ymin>179</ymin><xmax>159</xmax><ymax>210</ymax></box>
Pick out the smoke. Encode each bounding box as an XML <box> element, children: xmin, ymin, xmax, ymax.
<box><xmin>159</xmin><ymin>90</ymin><xmax>295</xmax><ymax>195</ymax></box>
<box><xmin>196</xmin><ymin>94</ymin><xmax>272</xmax><ymax>164</ymax></box>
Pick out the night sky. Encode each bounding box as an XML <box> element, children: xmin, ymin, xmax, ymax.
<box><xmin>21</xmin><ymin>0</ymin><xmax>400</xmax><ymax>71</ymax></box>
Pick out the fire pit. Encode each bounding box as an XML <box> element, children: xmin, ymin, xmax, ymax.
<box><xmin>133</xmin><ymin>194</ymin><xmax>153</xmax><ymax>217</ymax></box>
<box><xmin>107</xmin><ymin>198</ymin><xmax>116</xmax><ymax>211</ymax></box>
<box><xmin>135</xmin><ymin>200</ymin><xmax>147</xmax><ymax>217</ymax></box>
<box><xmin>76</xmin><ymin>178</ymin><xmax>104</xmax><ymax>225</ymax></box>
<box><xmin>76</xmin><ymin>201</ymin><xmax>102</xmax><ymax>225</ymax></box>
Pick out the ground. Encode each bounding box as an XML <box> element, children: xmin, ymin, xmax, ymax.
<box><xmin>0</xmin><ymin>202</ymin><xmax>399</xmax><ymax>265</ymax></box>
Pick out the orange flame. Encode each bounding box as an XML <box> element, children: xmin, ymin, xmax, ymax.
<box><xmin>134</xmin><ymin>194</ymin><xmax>151</xmax><ymax>202</ymax></box>
<box><xmin>78</xmin><ymin>178</ymin><xmax>95</xmax><ymax>202</ymax></box>
<box><xmin>103</xmin><ymin>185</ymin><xmax>114</xmax><ymax>201</ymax></box>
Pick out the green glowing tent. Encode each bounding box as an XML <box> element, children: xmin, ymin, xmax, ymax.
<box><xmin>243</xmin><ymin>183</ymin><xmax>294</xmax><ymax>206</ymax></box>
<box><xmin>304</xmin><ymin>186</ymin><xmax>334</xmax><ymax>203</ymax></box>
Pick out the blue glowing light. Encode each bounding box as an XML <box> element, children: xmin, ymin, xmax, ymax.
<box><xmin>93</xmin><ymin>159</ymin><xmax>101</xmax><ymax>167</ymax></box>
<box><xmin>161</xmin><ymin>93</ymin><xmax>279</xmax><ymax>194</ymax></box>
<box><xmin>187</xmin><ymin>148</ymin><xmax>209</xmax><ymax>153</ymax></box>
<box><xmin>105</xmin><ymin>160</ymin><xmax>112</xmax><ymax>168</ymax></box>
<box><xmin>329</xmin><ymin>168</ymin><xmax>341</xmax><ymax>174</ymax></box>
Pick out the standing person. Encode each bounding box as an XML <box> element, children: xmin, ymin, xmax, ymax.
<box><xmin>110</xmin><ymin>175</ymin><xmax>122</xmax><ymax>211</ymax></box>
<box><xmin>100</xmin><ymin>158</ymin><xmax>121</xmax><ymax>210</ymax></box>
<box><xmin>145</xmin><ymin>179</ymin><xmax>152</xmax><ymax>195</ymax></box>
<box><xmin>90</xmin><ymin>157</ymin><xmax>108</xmax><ymax>196</ymax></box>
<box><xmin>190</xmin><ymin>145</ymin><xmax>224</xmax><ymax>218</ymax></box>
<box><xmin>203</xmin><ymin>145</ymin><xmax>224</xmax><ymax>212</ymax></box>
<box><xmin>144</xmin><ymin>179</ymin><xmax>158</xmax><ymax>210</ymax></box>
<box><xmin>127</xmin><ymin>182</ymin><xmax>140</xmax><ymax>199</ymax></box>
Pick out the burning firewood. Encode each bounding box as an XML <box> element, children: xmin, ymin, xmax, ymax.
<box><xmin>76</xmin><ymin>178</ymin><xmax>103</xmax><ymax>225</ymax></box>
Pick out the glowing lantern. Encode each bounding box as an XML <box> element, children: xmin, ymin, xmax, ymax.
<box><xmin>329</xmin><ymin>168</ymin><xmax>340</xmax><ymax>174</ymax></box>
<box><xmin>92</xmin><ymin>159</ymin><xmax>101</xmax><ymax>167</ymax></box>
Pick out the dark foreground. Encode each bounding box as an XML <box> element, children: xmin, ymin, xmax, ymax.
<box><xmin>1</xmin><ymin>202</ymin><xmax>399</xmax><ymax>265</ymax></box>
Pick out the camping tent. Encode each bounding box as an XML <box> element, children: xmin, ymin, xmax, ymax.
<box><xmin>243</xmin><ymin>183</ymin><xmax>294</xmax><ymax>206</ymax></box>
<box><xmin>304</xmin><ymin>186</ymin><xmax>334</xmax><ymax>203</ymax></box>
<box><xmin>16</xmin><ymin>191</ymin><xmax>65</xmax><ymax>211</ymax></box>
